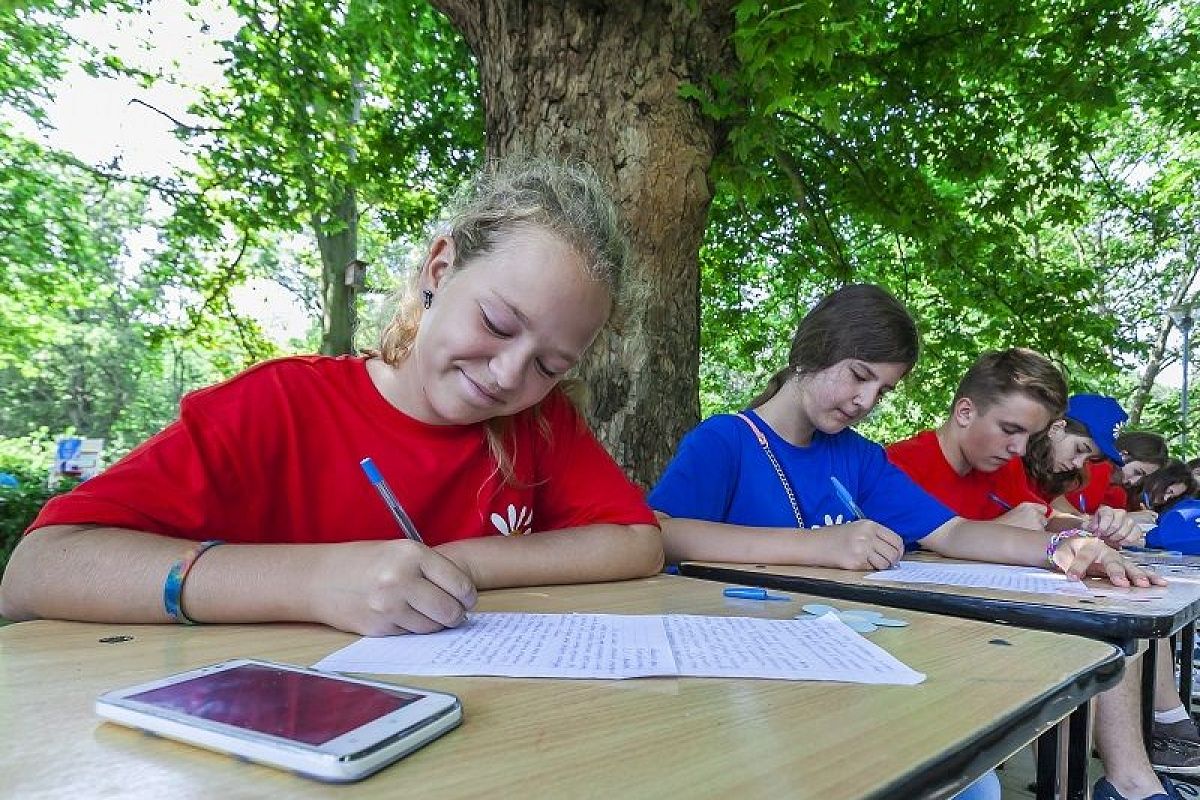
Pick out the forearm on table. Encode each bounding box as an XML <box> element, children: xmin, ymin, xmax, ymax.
<box><xmin>436</xmin><ymin>523</ymin><xmax>664</xmax><ymax>589</ymax></box>
<box><xmin>0</xmin><ymin>525</ymin><xmax>321</xmax><ymax>624</ymax></box>
<box><xmin>658</xmin><ymin>515</ymin><xmax>818</xmax><ymax>567</ymax></box>
<box><xmin>921</xmin><ymin>518</ymin><xmax>1052</xmax><ymax>567</ymax></box>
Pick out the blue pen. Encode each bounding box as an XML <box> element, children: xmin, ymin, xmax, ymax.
<box><xmin>987</xmin><ymin>492</ymin><xmax>1013</xmax><ymax>511</ymax></box>
<box><xmin>831</xmin><ymin>475</ymin><xmax>899</xmax><ymax>570</ymax></box>
<box><xmin>359</xmin><ymin>457</ymin><xmax>425</xmax><ymax>543</ymax></box>
<box><xmin>829</xmin><ymin>476</ymin><xmax>866</xmax><ymax>519</ymax></box>
<box><xmin>1142</xmin><ymin>490</ymin><xmax>1152</xmax><ymax>510</ymax></box>
<box><xmin>1078</xmin><ymin>495</ymin><xmax>1088</xmax><ymax>514</ymax></box>
<box><xmin>723</xmin><ymin>587</ymin><xmax>790</xmax><ymax>602</ymax></box>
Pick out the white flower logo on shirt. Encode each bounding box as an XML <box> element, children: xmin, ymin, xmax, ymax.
<box><xmin>807</xmin><ymin>513</ymin><xmax>846</xmax><ymax>530</ymax></box>
<box><xmin>491</xmin><ymin>504</ymin><xmax>533</xmax><ymax>536</ymax></box>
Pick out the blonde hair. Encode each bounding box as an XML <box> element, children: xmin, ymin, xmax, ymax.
<box><xmin>376</xmin><ymin>156</ymin><xmax>633</xmax><ymax>484</ymax></box>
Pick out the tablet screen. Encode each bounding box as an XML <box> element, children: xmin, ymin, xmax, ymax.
<box><xmin>127</xmin><ymin>664</ymin><xmax>418</xmax><ymax>745</ymax></box>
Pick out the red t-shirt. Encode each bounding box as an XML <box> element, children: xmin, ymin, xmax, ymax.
<box><xmin>885</xmin><ymin>430</ymin><xmax>1044</xmax><ymax>521</ymax></box>
<box><xmin>1062</xmin><ymin>460</ymin><xmax>1127</xmax><ymax>513</ymax></box>
<box><xmin>30</xmin><ymin>356</ymin><xmax>656</xmax><ymax>544</ymax></box>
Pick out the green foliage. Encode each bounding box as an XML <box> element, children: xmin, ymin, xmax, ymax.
<box><xmin>698</xmin><ymin>0</ymin><xmax>1200</xmax><ymax>449</ymax></box>
<box><xmin>0</xmin><ymin>0</ymin><xmax>139</xmax><ymax>122</ymax></box>
<box><xmin>167</xmin><ymin>0</ymin><xmax>484</xmax><ymax>353</ymax></box>
<box><xmin>0</xmin><ymin>431</ymin><xmax>74</xmax><ymax>582</ymax></box>
<box><xmin>4</xmin><ymin>0</ymin><xmax>1200</xmax><ymax>480</ymax></box>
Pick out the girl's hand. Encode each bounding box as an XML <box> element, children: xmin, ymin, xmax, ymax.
<box><xmin>998</xmin><ymin>502</ymin><xmax>1049</xmax><ymax>530</ymax></box>
<box><xmin>1128</xmin><ymin>509</ymin><xmax>1158</xmax><ymax>526</ymax></box>
<box><xmin>308</xmin><ymin>540</ymin><xmax>478</xmax><ymax>636</ymax></box>
<box><xmin>808</xmin><ymin>521</ymin><xmax>904</xmax><ymax>571</ymax></box>
<box><xmin>1052</xmin><ymin>536</ymin><xmax>1165</xmax><ymax>588</ymax></box>
<box><xmin>1083</xmin><ymin>506</ymin><xmax>1141</xmax><ymax>548</ymax></box>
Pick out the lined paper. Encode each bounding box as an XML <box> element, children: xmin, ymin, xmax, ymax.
<box><xmin>864</xmin><ymin>561</ymin><xmax>1092</xmax><ymax>596</ymax></box>
<box><xmin>313</xmin><ymin>612</ymin><xmax>924</xmax><ymax>685</ymax></box>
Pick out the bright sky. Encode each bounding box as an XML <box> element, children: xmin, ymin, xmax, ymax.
<box><xmin>10</xmin><ymin>0</ymin><xmax>312</xmax><ymax>345</ymax></box>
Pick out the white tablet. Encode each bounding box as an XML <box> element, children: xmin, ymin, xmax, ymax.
<box><xmin>95</xmin><ymin>658</ymin><xmax>462</xmax><ymax>782</ymax></box>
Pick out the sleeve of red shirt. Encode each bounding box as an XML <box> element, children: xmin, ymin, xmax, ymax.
<box><xmin>884</xmin><ymin>436</ymin><xmax>920</xmax><ymax>474</ymax></box>
<box><xmin>1061</xmin><ymin>461</ymin><xmax>1125</xmax><ymax>513</ymax></box>
<box><xmin>530</xmin><ymin>390</ymin><xmax>658</xmax><ymax>531</ymax></box>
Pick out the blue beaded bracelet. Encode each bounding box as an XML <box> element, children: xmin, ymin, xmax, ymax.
<box><xmin>163</xmin><ymin>540</ymin><xmax>224</xmax><ymax>624</ymax></box>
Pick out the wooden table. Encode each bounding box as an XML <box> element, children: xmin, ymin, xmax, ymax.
<box><xmin>681</xmin><ymin>556</ymin><xmax>1200</xmax><ymax>797</ymax></box>
<box><xmin>681</xmin><ymin>555</ymin><xmax>1200</xmax><ymax>647</ymax></box>
<box><xmin>0</xmin><ymin>575</ymin><xmax>1123</xmax><ymax>799</ymax></box>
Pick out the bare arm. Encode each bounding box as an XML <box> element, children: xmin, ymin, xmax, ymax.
<box><xmin>919</xmin><ymin>518</ymin><xmax>1162</xmax><ymax>587</ymax></box>
<box><xmin>436</xmin><ymin>523</ymin><xmax>663</xmax><ymax>589</ymax></box>
<box><xmin>0</xmin><ymin>525</ymin><xmax>477</xmax><ymax>636</ymax></box>
<box><xmin>657</xmin><ymin>513</ymin><xmax>904</xmax><ymax>571</ymax></box>
<box><xmin>1050</xmin><ymin>495</ymin><xmax>1079</xmax><ymax>515</ymax></box>
<box><xmin>920</xmin><ymin>518</ymin><xmax>1058</xmax><ymax>565</ymax></box>
<box><xmin>1045</xmin><ymin>505</ymin><xmax>1141</xmax><ymax>546</ymax></box>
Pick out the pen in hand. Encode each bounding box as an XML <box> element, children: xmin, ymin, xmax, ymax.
<box><xmin>359</xmin><ymin>457</ymin><xmax>425</xmax><ymax>544</ymax></box>
<box><xmin>830</xmin><ymin>476</ymin><xmax>866</xmax><ymax>520</ymax></box>
<box><xmin>987</xmin><ymin>492</ymin><xmax>1013</xmax><ymax>511</ymax></box>
<box><xmin>830</xmin><ymin>475</ymin><xmax>898</xmax><ymax>570</ymax></box>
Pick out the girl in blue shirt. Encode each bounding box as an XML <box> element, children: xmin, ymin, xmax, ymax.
<box><xmin>650</xmin><ymin>284</ymin><xmax>1155</xmax><ymax>582</ymax></box>
<box><xmin>651</xmin><ymin>284</ymin><xmax>1176</xmax><ymax>800</ymax></box>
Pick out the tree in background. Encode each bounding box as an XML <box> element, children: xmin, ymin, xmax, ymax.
<box><xmin>431</xmin><ymin>0</ymin><xmax>1197</xmax><ymax>480</ymax></box>
<box><xmin>173</xmin><ymin>0</ymin><xmax>481</xmax><ymax>355</ymax></box>
<box><xmin>6</xmin><ymin>0</ymin><xmax>1200</xmax><ymax>482</ymax></box>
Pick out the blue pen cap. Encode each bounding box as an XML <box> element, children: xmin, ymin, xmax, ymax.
<box><xmin>359</xmin><ymin>457</ymin><xmax>383</xmax><ymax>483</ymax></box>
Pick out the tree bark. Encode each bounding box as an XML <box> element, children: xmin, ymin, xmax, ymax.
<box><xmin>431</xmin><ymin>1</ymin><xmax>736</xmax><ymax>486</ymax></box>
<box><xmin>1128</xmin><ymin>250</ymin><xmax>1200</xmax><ymax>425</ymax></box>
<box><xmin>314</xmin><ymin>185</ymin><xmax>359</xmax><ymax>356</ymax></box>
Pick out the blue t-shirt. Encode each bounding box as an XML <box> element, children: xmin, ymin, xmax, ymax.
<box><xmin>648</xmin><ymin>410</ymin><xmax>955</xmax><ymax>546</ymax></box>
<box><xmin>1147</xmin><ymin>499</ymin><xmax>1200</xmax><ymax>554</ymax></box>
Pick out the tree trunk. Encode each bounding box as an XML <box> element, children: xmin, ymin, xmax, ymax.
<box><xmin>315</xmin><ymin>185</ymin><xmax>359</xmax><ymax>355</ymax></box>
<box><xmin>1128</xmin><ymin>251</ymin><xmax>1200</xmax><ymax>425</ymax></box>
<box><xmin>431</xmin><ymin>1</ymin><xmax>736</xmax><ymax>486</ymax></box>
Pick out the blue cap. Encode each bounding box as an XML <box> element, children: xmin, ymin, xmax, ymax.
<box><xmin>359</xmin><ymin>457</ymin><xmax>383</xmax><ymax>484</ymax></box>
<box><xmin>1065</xmin><ymin>394</ymin><xmax>1128</xmax><ymax>465</ymax></box>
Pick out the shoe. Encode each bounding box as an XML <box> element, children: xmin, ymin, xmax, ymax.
<box><xmin>1165</xmin><ymin>776</ymin><xmax>1200</xmax><ymax>799</ymax></box>
<box><xmin>1158</xmin><ymin>720</ymin><xmax>1200</xmax><ymax>747</ymax></box>
<box><xmin>1094</xmin><ymin>775</ymin><xmax>1186</xmax><ymax>799</ymax></box>
<box><xmin>1153</xmin><ymin>736</ymin><xmax>1200</xmax><ymax>775</ymax></box>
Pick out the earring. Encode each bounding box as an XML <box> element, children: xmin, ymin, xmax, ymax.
<box><xmin>422</xmin><ymin>290</ymin><xmax>433</xmax><ymax>309</ymax></box>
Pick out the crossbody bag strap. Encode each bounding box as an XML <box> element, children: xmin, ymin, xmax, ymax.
<box><xmin>733</xmin><ymin>412</ymin><xmax>805</xmax><ymax>530</ymax></box>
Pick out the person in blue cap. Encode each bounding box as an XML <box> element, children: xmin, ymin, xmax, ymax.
<box><xmin>1025</xmin><ymin>395</ymin><xmax>1200</xmax><ymax>788</ymax></box>
<box><xmin>1024</xmin><ymin>393</ymin><xmax>1131</xmax><ymax>510</ymax></box>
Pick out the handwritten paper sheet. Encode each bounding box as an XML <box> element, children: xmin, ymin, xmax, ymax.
<box><xmin>863</xmin><ymin>561</ymin><xmax>1093</xmax><ymax>596</ymax></box>
<box><xmin>312</xmin><ymin>612</ymin><xmax>924</xmax><ymax>685</ymax></box>
<box><xmin>663</xmin><ymin>614</ymin><xmax>923</xmax><ymax>683</ymax></box>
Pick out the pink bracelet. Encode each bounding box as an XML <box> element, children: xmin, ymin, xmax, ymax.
<box><xmin>1046</xmin><ymin>529</ymin><xmax>1094</xmax><ymax>569</ymax></box>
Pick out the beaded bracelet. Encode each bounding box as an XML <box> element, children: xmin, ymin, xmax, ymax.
<box><xmin>1046</xmin><ymin>529</ymin><xmax>1094</xmax><ymax>569</ymax></box>
<box><xmin>163</xmin><ymin>539</ymin><xmax>224</xmax><ymax>624</ymax></box>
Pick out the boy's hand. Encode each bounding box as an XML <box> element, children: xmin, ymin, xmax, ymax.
<box><xmin>998</xmin><ymin>502</ymin><xmax>1049</xmax><ymax>530</ymax></box>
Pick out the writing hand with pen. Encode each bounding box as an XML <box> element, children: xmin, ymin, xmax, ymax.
<box><xmin>1078</xmin><ymin>505</ymin><xmax>1142</xmax><ymax>549</ymax></box>
<box><xmin>305</xmin><ymin>458</ymin><xmax>478</xmax><ymax>637</ymax></box>
<box><xmin>996</xmin><ymin>502</ymin><xmax>1050</xmax><ymax>531</ymax></box>
<box><xmin>804</xmin><ymin>477</ymin><xmax>903</xmax><ymax>571</ymax></box>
